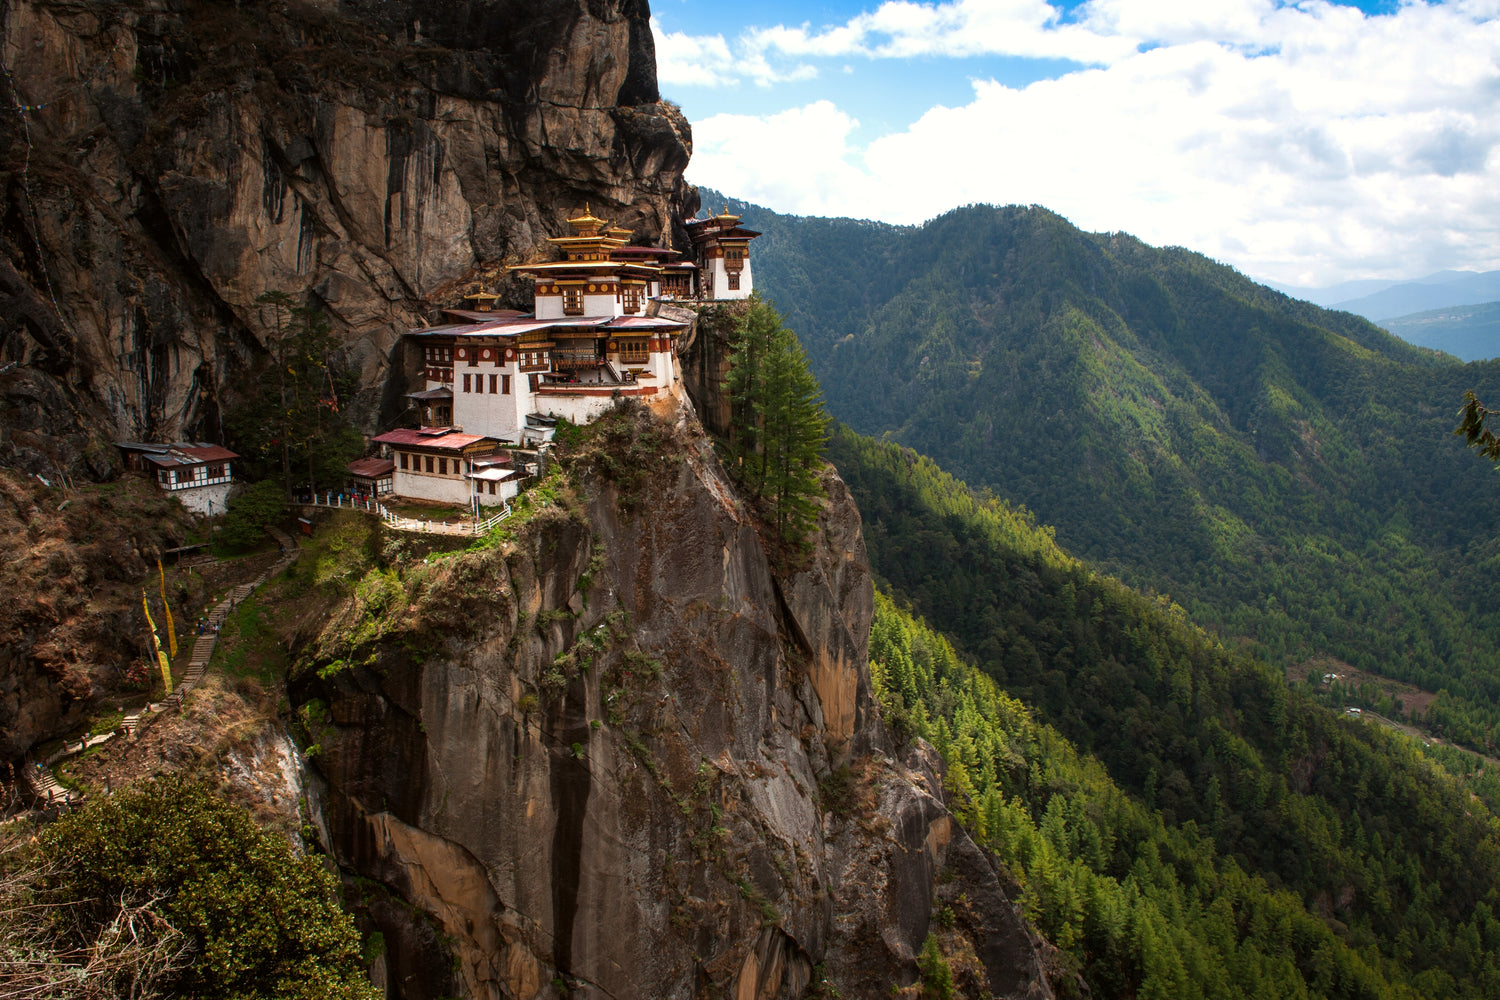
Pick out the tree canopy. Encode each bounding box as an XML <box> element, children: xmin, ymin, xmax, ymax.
<box><xmin>838</xmin><ymin>425</ymin><xmax>1500</xmax><ymax>999</ymax></box>
<box><xmin>723</xmin><ymin>294</ymin><xmax>830</xmax><ymax>549</ymax></box>
<box><xmin>225</xmin><ymin>293</ymin><xmax>363</xmax><ymax>493</ymax></box>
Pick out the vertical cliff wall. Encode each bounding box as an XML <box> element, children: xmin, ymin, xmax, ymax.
<box><xmin>293</xmin><ymin>398</ymin><xmax>1052</xmax><ymax>999</ymax></box>
<box><xmin>0</xmin><ymin>0</ymin><xmax>692</xmax><ymax>479</ymax></box>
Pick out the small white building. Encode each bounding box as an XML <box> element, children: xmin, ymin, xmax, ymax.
<box><xmin>372</xmin><ymin>428</ymin><xmax>504</xmax><ymax>507</ymax></box>
<box><xmin>347</xmin><ymin>457</ymin><xmax>395</xmax><ymax>497</ymax></box>
<box><xmin>685</xmin><ymin>208</ymin><xmax>760</xmax><ymax>300</ymax></box>
<box><xmin>117</xmin><ymin>441</ymin><xmax>239</xmax><ymax>516</ymax></box>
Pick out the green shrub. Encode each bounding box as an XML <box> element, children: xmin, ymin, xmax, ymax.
<box><xmin>917</xmin><ymin>934</ymin><xmax>955</xmax><ymax>1000</ymax></box>
<box><xmin>220</xmin><ymin>481</ymin><xmax>287</xmax><ymax>551</ymax></box>
<box><xmin>37</xmin><ymin>776</ymin><xmax>379</xmax><ymax>999</ymax></box>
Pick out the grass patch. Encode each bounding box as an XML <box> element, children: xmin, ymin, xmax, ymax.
<box><xmin>213</xmin><ymin>598</ymin><xmax>286</xmax><ymax>687</ymax></box>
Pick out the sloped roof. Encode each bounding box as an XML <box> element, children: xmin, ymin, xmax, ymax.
<box><xmin>176</xmin><ymin>445</ymin><xmax>238</xmax><ymax>462</ymax></box>
<box><xmin>347</xmin><ymin>457</ymin><xmax>396</xmax><ymax>479</ymax></box>
<box><xmin>602</xmin><ymin>316</ymin><xmax>689</xmax><ymax>331</ymax></box>
<box><xmin>373</xmin><ymin>428</ymin><xmax>491</xmax><ymax>451</ymax></box>
<box><xmin>469</xmin><ymin>466</ymin><xmax>524</xmax><ymax>482</ymax></box>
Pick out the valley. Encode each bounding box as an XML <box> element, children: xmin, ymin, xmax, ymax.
<box><xmin>727</xmin><ymin>189</ymin><xmax>1500</xmax><ymax>757</ymax></box>
<box><xmin>3</xmin><ymin>2</ymin><xmax>1500</xmax><ymax>998</ymax></box>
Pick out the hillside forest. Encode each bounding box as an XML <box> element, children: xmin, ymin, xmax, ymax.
<box><xmin>713</xmin><ymin>191</ymin><xmax>1500</xmax><ymax>756</ymax></box>
<box><xmin>843</xmin><ymin>427</ymin><xmax>1500</xmax><ymax>999</ymax></box>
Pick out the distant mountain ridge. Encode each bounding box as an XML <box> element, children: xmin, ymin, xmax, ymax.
<box><xmin>706</xmin><ymin>189</ymin><xmax>1500</xmax><ymax>749</ymax></box>
<box><xmin>1336</xmin><ymin>271</ymin><xmax>1500</xmax><ymax>322</ymax></box>
<box><xmin>1270</xmin><ymin>268</ymin><xmax>1500</xmax><ymax>319</ymax></box>
<box><xmin>1380</xmin><ymin>301</ymin><xmax>1500</xmax><ymax>361</ymax></box>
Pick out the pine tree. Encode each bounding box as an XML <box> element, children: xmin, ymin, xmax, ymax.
<box><xmin>725</xmin><ymin>295</ymin><xmax>830</xmax><ymax>548</ymax></box>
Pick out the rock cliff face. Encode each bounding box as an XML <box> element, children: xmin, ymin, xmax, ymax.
<box><xmin>295</xmin><ymin>397</ymin><xmax>1052</xmax><ymax>999</ymax></box>
<box><xmin>0</xmin><ymin>0</ymin><xmax>692</xmax><ymax>479</ymax></box>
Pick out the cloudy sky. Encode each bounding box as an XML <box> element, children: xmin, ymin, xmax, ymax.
<box><xmin>651</xmin><ymin>0</ymin><xmax>1500</xmax><ymax>288</ymax></box>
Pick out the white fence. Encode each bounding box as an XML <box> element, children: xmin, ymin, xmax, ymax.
<box><xmin>300</xmin><ymin>492</ymin><xmax>511</xmax><ymax>536</ymax></box>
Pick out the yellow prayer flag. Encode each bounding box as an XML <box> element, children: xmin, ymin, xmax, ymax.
<box><xmin>157</xmin><ymin>559</ymin><xmax>177</xmax><ymax>658</ymax></box>
<box><xmin>142</xmin><ymin>591</ymin><xmax>173</xmax><ymax>692</ymax></box>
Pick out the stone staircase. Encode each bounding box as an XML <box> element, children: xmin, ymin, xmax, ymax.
<box><xmin>161</xmin><ymin>553</ymin><xmax>295</xmax><ymax>711</ymax></box>
<box><xmin>22</xmin><ymin>756</ymin><xmax>77</xmax><ymax>808</ymax></box>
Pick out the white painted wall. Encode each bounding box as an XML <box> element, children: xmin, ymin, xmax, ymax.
<box><xmin>472</xmin><ymin>478</ymin><xmax>520</xmax><ymax>505</ymax></box>
<box><xmin>453</xmin><ymin>362</ymin><xmax>530</xmax><ymax>442</ymax></box>
<box><xmin>707</xmin><ymin>257</ymin><xmax>753</xmax><ymax>300</ymax></box>
<box><xmin>533</xmin><ymin>393</ymin><xmax>621</xmax><ymax>425</ymax></box>
<box><xmin>174</xmin><ymin>482</ymin><xmax>233</xmax><ymax>517</ymax></box>
<box><xmin>584</xmin><ymin>290</ymin><xmax>621</xmax><ymax>317</ymax></box>
<box><xmin>392</xmin><ymin>467</ymin><xmax>471</xmax><ymax>505</ymax></box>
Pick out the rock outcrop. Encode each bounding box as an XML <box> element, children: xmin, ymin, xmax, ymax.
<box><xmin>295</xmin><ymin>397</ymin><xmax>1052</xmax><ymax>999</ymax></box>
<box><xmin>0</xmin><ymin>0</ymin><xmax>693</xmax><ymax>479</ymax></box>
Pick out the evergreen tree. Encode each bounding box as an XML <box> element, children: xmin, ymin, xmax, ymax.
<box><xmin>226</xmin><ymin>293</ymin><xmax>362</xmax><ymax>492</ymax></box>
<box><xmin>725</xmin><ymin>295</ymin><xmax>830</xmax><ymax>547</ymax></box>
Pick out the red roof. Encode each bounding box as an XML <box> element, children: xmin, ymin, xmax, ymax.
<box><xmin>176</xmin><ymin>445</ymin><xmax>239</xmax><ymax>462</ymax></box>
<box><xmin>373</xmin><ymin>428</ymin><xmax>492</xmax><ymax>451</ymax></box>
<box><xmin>347</xmin><ymin>457</ymin><xmax>396</xmax><ymax>479</ymax></box>
<box><xmin>603</xmin><ymin>316</ymin><xmax>689</xmax><ymax>331</ymax></box>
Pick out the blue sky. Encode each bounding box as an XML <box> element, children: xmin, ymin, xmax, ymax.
<box><xmin>652</xmin><ymin>0</ymin><xmax>1499</xmax><ymax>286</ymax></box>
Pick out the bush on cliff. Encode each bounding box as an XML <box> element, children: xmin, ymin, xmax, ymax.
<box><xmin>30</xmin><ymin>776</ymin><xmax>378</xmax><ymax>1000</ymax></box>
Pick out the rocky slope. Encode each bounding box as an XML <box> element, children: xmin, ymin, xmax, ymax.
<box><xmin>291</xmin><ymin>397</ymin><xmax>1053</xmax><ymax>999</ymax></box>
<box><xmin>0</xmin><ymin>0</ymin><xmax>692</xmax><ymax>479</ymax></box>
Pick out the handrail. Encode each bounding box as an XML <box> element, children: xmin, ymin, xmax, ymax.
<box><xmin>297</xmin><ymin>493</ymin><xmax>512</xmax><ymax>536</ymax></box>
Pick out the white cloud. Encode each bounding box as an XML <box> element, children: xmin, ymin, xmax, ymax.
<box><xmin>692</xmin><ymin>102</ymin><xmax>883</xmax><ymax>217</ymax></box>
<box><xmin>677</xmin><ymin>1</ymin><xmax>1500</xmax><ymax>283</ymax></box>
<box><xmin>744</xmin><ymin>0</ymin><xmax>1136</xmax><ymax>65</ymax></box>
<box><xmin>654</xmin><ymin>22</ymin><xmax>737</xmax><ymax>88</ymax></box>
<box><xmin>652</xmin><ymin>18</ymin><xmax>817</xmax><ymax>88</ymax></box>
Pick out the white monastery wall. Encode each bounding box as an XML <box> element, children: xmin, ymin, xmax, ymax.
<box><xmin>174</xmin><ymin>482</ymin><xmax>233</xmax><ymax>517</ymax></box>
<box><xmin>453</xmin><ymin>363</ymin><xmax>530</xmax><ymax>441</ymax></box>
<box><xmin>392</xmin><ymin>469</ymin><xmax>471</xmax><ymax>506</ymax></box>
<box><xmin>708</xmin><ymin>257</ymin><xmax>753</xmax><ymax>300</ymax></box>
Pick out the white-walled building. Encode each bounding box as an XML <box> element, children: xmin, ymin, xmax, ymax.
<box><xmin>685</xmin><ymin>208</ymin><xmax>759</xmax><ymax>300</ymax></box>
<box><xmin>116</xmin><ymin>441</ymin><xmax>239</xmax><ymax>516</ymax></box>
<box><xmin>372</xmin><ymin>428</ymin><xmax>510</xmax><ymax>506</ymax></box>
<box><xmin>371</xmin><ymin>207</ymin><xmax>759</xmax><ymax>507</ymax></box>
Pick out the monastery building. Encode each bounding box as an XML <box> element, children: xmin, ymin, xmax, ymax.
<box><xmin>372</xmin><ymin>207</ymin><xmax>759</xmax><ymax>507</ymax></box>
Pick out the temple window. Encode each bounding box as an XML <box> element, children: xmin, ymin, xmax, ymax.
<box><xmin>563</xmin><ymin>287</ymin><xmax>583</xmax><ymax>314</ymax></box>
<box><xmin>619</xmin><ymin>339</ymin><xmax>649</xmax><ymax>365</ymax></box>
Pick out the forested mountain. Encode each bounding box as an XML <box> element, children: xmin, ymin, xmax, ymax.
<box><xmin>706</xmin><ymin>190</ymin><xmax>1500</xmax><ymax>751</ymax></box>
<box><xmin>838</xmin><ymin>427</ymin><xmax>1500</xmax><ymax>999</ymax></box>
